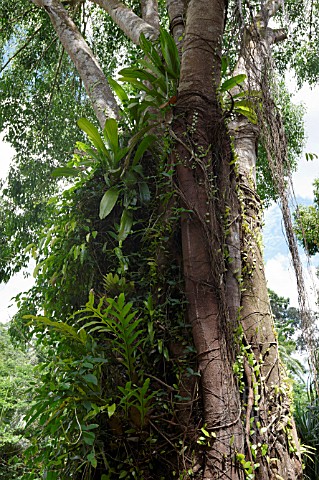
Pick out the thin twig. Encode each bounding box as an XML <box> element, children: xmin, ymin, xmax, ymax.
<box><xmin>0</xmin><ymin>25</ymin><xmax>43</xmax><ymax>74</ymax></box>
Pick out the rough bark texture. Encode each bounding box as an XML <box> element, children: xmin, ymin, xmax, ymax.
<box><xmin>31</xmin><ymin>0</ymin><xmax>119</xmax><ymax>127</ymax></box>
<box><xmin>141</xmin><ymin>0</ymin><xmax>159</xmax><ymax>30</ymax></box>
<box><xmin>166</xmin><ymin>0</ymin><xmax>186</xmax><ymax>55</ymax></box>
<box><xmin>92</xmin><ymin>0</ymin><xmax>159</xmax><ymax>44</ymax></box>
<box><xmin>228</xmin><ymin>9</ymin><xmax>303</xmax><ymax>478</ymax></box>
<box><xmin>173</xmin><ymin>0</ymin><xmax>245</xmax><ymax>477</ymax></box>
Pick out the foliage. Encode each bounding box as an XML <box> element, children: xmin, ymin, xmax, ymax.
<box><xmin>274</xmin><ymin>0</ymin><xmax>319</xmax><ymax>86</ymax></box>
<box><xmin>256</xmin><ymin>83</ymin><xmax>305</xmax><ymax>204</ymax></box>
<box><xmin>293</xmin><ymin>347</ymin><xmax>319</xmax><ymax>480</ymax></box>
<box><xmin>0</xmin><ymin>325</ymin><xmax>36</xmax><ymax>479</ymax></box>
<box><xmin>269</xmin><ymin>289</ymin><xmax>319</xmax><ymax>478</ymax></box>
<box><xmin>294</xmin><ymin>179</ymin><xmax>319</xmax><ymax>255</ymax></box>
<box><xmin>6</xmin><ymin>29</ymin><xmax>197</xmax><ymax>479</ymax></box>
<box><xmin>269</xmin><ymin>289</ymin><xmax>306</xmax><ymax>378</ymax></box>
<box><xmin>0</xmin><ymin>0</ymin><xmax>143</xmax><ymax>283</ymax></box>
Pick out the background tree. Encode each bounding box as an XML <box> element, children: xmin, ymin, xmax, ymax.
<box><xmin>0</xmin><ymin>325</ymin><xmax>36</xmax><ymax>479</ymax></box>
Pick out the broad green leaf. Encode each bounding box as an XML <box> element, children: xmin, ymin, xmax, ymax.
<box><xmin>83</xmin><ymin>374</ymin><xmax>98</xmax><ymax>386</ymax></box>
<box><xmin>77</xmin><ymin>118</ymin><xmax>107</xmax><ymax>155</ymax></box>
<box><xmin>82</xmin><ymin>423</ymin><xmax>99</xmax><ymax>431</ymax></box>
<box><xmin>118</xmin><ymin>77</ymin><xmax>153</xmax><ymax>94</ymax></box>
<box><xmin>234</xmin><ymin>106</ymin><xmax>258</xmax><ymax>124</ymax></box>
<box><xmin>82</xmin><ymin>430</ymin><xmax>95</xmax><ymax>446</ymax></box>
<box><xmin>51</xmin><ymin>167</ymin><xmax>79</xmax><ymax>177</ymax></box>
<box><xmin>118</xmin><ymin>209</ymin><xmax>133</xmax><ymax>241</ymax></box>
<box><xmin>99</xmin><ymin>187</ymin><xmax>120</xmax><ymax>219</ymax></box>
<box><xmin>108</xmin><ymin>77</ymin><xmax>128</xmax><ymax>102</ymax></box>
<box><xmin>140</xmin><ymin>33</ymin><xmax>163</xmax><ymax>69</ymax></box>
<box><xmin>103</xmin><ymin>118</ymin><xmax>119</xmax><ymax>153</ymax></box>
<box><xmin>133</xmin><ymin>135</ymin><xmax>156</xmax><ymax>165</ymax></box>
<box><xmin>139</xmin><ymin>181</ymin><xmax>151</xmax><ymax>203</ymax></box>
<box><xmin>46</xmin><ymin>471</ymin><xmax>59</xmax><ymax>480</ymax></box>
<box><xmin>160</xmin><ymin>29</ymin><xmax>180</xmax><ymax>79</ymax></box>
<box><xmin>118</xmin><ymin>67</ymin><xmax>157</xmax><ymax>84</ymax></box>
<box><xmin>137</xmin><ymin>58</ymin><xmax>165</xmax><ymax>81</ymax></box>
<box><xmin>108</xmin><ymin>403</ymin><xmax>116</xmax><ymax>417</ymax></box>
<box><xmin>87</xmin><ymin>451</ymin><xmax>97</xmax><ymax>468</ymax></box>
<box><xmin>115</xmin><ymin>146</ymin><xmax>129</xmax><ymax>164</ymax></box>
<box><xmin>220</xmin><ymin>74</ymin><xmax>247</xmax><ymax>92</ymax></box>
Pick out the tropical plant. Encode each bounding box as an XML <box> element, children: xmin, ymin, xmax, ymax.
<box><xmin>1</xmin><ymin>0</ymin><xmax>317</xmax><ymax>478</ymax></box>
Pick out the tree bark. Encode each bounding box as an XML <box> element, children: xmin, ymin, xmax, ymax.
<box><xmin>173</xmin><ymin>0</ymin><xmax>245</xmax><ymax>477</ymax></box>
<box><xmin>228</xmin><ymin>6</ymin><xmax>303</xmax><ymax>478</ymax></box>
<box><xmin>166</xmin><ymin>0</ymin><xmax>186</xmax><ymax>54</ymax></box>
<box><xmin>91</xmin><ymin>0</ymin><xmax>159</xmax><ymax>44</ymax></box>
<box><xmin>31</xmin><ymin>0</ymin><xmax>119</xmax><ymax>127</ymax></box>
<box><xmin>141</xmin><ymin>0</ymin><xmax>159</xmax><ymax>30</ymax></box>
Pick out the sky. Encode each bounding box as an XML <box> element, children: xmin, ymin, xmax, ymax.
<box><xmin>263</xmin><ymin>81</ymin><xmax>319</xmax><ymax>308</ymax></box>
<box><xmin>1</xmin><ymin>83</ymin><xmax>319</xmax><ymax>322</ymax></box>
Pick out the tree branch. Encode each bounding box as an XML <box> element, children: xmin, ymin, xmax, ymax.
<box><xmin>31</xmin><ymin>0</ymin><xmax>119</xmax><ymax>127</ymax></box>
<box><xmin>166</xmin><ymin>0</ymin><xmax>186</xmax><ymax>55</ymax></box>
<box><xmin>0</xmin><ymin>25</ymin><xmax>43</xmax><ymax>74</ymax></box>
<box><xmin>255</xmin><ymin>0</ymin><xmax>284</xmax><ymax>27</ymax></box>
<box><xmin>141</xmin><ymin>0</ymin><xmax>159</xmax><ymax>30</ymax></box>
<box><xmin>90</xmin><ymin>0</ymin><xmax>159</xmax><ymax>45</ymax></box>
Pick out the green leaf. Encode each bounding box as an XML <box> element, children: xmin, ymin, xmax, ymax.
<box><xmin>77</xmin><ymin>118</ymin><xmax>107</xmax><ymax>154</ymax></box>
<box><xmin>108</xmin><ymin>403</ymin><xmax>116</xmax><ymax>417</ymax></box>
<box><xmin>83</xmin><ymin>374</ymin><xmax>98</xmax><ymax>386</ymax></box>
<box><xmin>87</xmin><ymin>451</ymin><xmax>97</xmax><ymax>468</ymax></box>
<box><xmin>51</xmin><ymin>167</ymin><xmax>79</xmax><ymax>177</ymax></box>
<box><xmin>82</xmin><ymin>423</ymin><xmax>99</xmax><ymax>431</ymax></box>
<box><xmin>160</xmin><ymin>29</ymin><xmax>180</xmax><ymax>79</ymax></box>
<box><xmin>220</xmin><ymin>74</ymin><xmax>247</xmax><ymax>92</ymax></box>
<box><xmin>24</xmin><ymin>315</ymin><xmax>86</xmax><ymax>344</ymax></box>
<box><xmin>140</xmin><ymin>33</ymin><xmax>162</xmax><ymax>69</ymax></box>
<box><xmin>119</xmin><ymin>67</ymin><xmax>157</xmax><ymax>84</ymax></box>
<box><xmin>234</xmin><ymin>106</ymin><xmax>258</xmax><ymax>124</ymax></box>
<box><xmin>103</xmin><ymin>118</ymin><xmax>119</xmax><ymax>153</ymax></box>
<box><xmin>99</xmin><ymin>187</ymin><xmax>120</xmax><ymax>220</ymax></box>
<box><xmin>108</xmin><ymin>77</ymin><xmax>128</xmax><ymax>102</ymax></box>
<box><xmin>82</xmin><ymin>430</ymin><xmax>95</xmax><ymax>446</ymax></box>
<box><xmin>133</xmin><ymin>135</ymin><xmax>156</xmax><ymax>165</ymax></box>
<box><xmin>139</xmin><ymin>181</ymin><xmax>151</xmax><ymax>203</ymax></box>
<box><xmin>46</xmin><ymin>471</ymin><xmax>59</xmax><ymax>480</ymax></box>
<box><xmin>118</xmin><ymin>77</ymin><xmax>162</xmax><ymax>99</ymax></box>
<box><xmin>137</xmin><ymin>58</ymin><xmax>165</xmax><ymax>82</ymax></box>
<box><xmin>118</xmin><ymin>209</ymin><xmax>133</xmax><ymax>241</ymax></box>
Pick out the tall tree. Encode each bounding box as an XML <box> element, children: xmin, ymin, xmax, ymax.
<box><xmin>0</xmin><ymin>0</ymin><xmax>310</xmax><ymax>478</ymax></box>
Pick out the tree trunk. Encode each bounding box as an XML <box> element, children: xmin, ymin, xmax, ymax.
<box><xmin>29</xmin><ymin>0</ymin><xmax>304</xmax><ymax>477</ymax></box>
<box><xmin>173</xmin><ymin>0</ymin><xmax>245</xmax><ymax>477</ymax></box>
<box><xmin>228</xmin><ymin>12</ymin><xmax>303</xmax><ymax>478</ymax></box>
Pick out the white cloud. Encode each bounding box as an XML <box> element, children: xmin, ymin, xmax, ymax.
<box><xmin>265</xmin><ymin>252</ymin><xmax>319</xmax><ymax>309</ymax></box>
<box><xmin>0</xmin><ymin>262</ymin><xmax>35</xmax><ymax>324</ymax></box>
<box><xmin>289</xmin><ymin>82</ymin><xmax>319</xmax><ymax>200</ymax></box>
